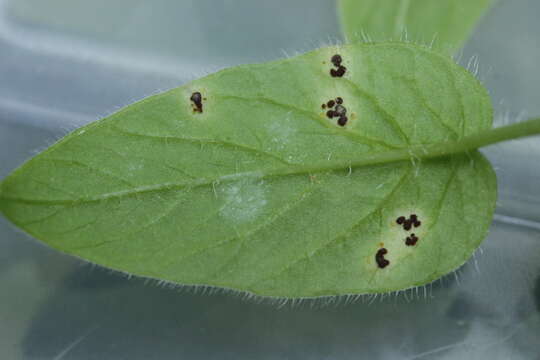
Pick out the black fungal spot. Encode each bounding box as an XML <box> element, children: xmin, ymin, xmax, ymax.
<box><xmin>376</xmin><ymin>248</ymin><xmax>390</xmax><ymax>269</ymax></box>
<box><xmin>405</xmin><ymin>233</ymin><xmax>419</xmax><ymax>246</ymax></box>
<box><xmin>323</xmin><ymin>97</ymin><xmax>349</xmax><ymax>126</ymax></box>
<box><xmin>337</xmin><ymin>116</ymin><xmax>348</xmax><ymax>126</ymax></box>
<box><xmin>397</xmin><ymin>214</ymin><xmax>422</xmax><ymax>231</ymax></box>
<box><xmin>336</xmin><ymin>117</ymin><xmax>347</xmax><ymax>126</ymax></box>
<box><xmin>331</xmin><ymin>54</ymin><xmax>342</xmax><ymax>66</ymax></box>
<box><xmin>190</xmin><ymin>92</ymin><xmax>204</xmax><ymax>113</ymax></box>
<box><xmin>329</xmin><ymin>54</ymin><xmax>347</xmax><ymax>78</ymax></box>
<box><xmin>403</xmin><ymin>219</ymin><xmax>413</xmax><ymax>231</ymax></box>
<box><xmin>334</xmin><ymin>104</ymin><xmax>347</xmax><ymax>116</ymax></box>
<box><xmin>411</xmin><ymin>214</ymin><xmax>421</xmax><ymax>228</ymax></box>
<box><xmin>321</xmin><ymin>104</ymin><xmax>327</xmax><ymax>109</ymax></box>
<box><xmin>330</xmin><ymin>67</ymin><xmax>347</xmax><ymax>78</ymax></box>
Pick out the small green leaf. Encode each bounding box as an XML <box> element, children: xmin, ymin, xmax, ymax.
<box><xmin>0</xmin><ymin>42</ymin><xmax>498</xmax><ymax>298</ymax></box>
<box><xmin>339</xmin><ymin>0</ymin><xmax>494</xmax><ymax>55</ymax></box>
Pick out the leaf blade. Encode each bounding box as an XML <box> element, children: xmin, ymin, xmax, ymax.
<box><xmin>0</xmin><ymin>42</ymin><xmax>496</xmax><ymax>298</ymax></box>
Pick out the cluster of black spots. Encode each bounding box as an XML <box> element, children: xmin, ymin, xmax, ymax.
<box><xmin>322</xmin><ymin>97</ymin><xmax>348</xmax><ymax>126</ymax></box>
<box><xmin>396</xmin><ymin>214</ymin><xmax>421</xmax><ymax>231</ymax></box>
<box><xmin>397</xmin><ymin>214</ymin><xmax>422</xmax><ymax>246</ymax></box>
<box><xmin>405</xmin><ymin>234</ymin><xmax>419</xmax><ymax>246</ymax></box>
<box><xmin>190</xmin><ymin>92</ymin><xmax>204</xmax><ymax>113</ymax></box>
<box><xmin>375</xmin><ymin>248</ymin><xmax>390</xmax><ymax>269</ymax></box>
<box><xmin>330</xmin><ymin>54</ymin><xmax>347</xmax><ymax>77</ymax></box>
<box><xmin>374</xmin><ymin>214</ymin><xmax>423</xmax><ymax>268</ymax></box>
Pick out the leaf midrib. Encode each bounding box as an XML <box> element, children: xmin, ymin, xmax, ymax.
<box><xmin>0</xmin><ymin>142</ymin><xmax>501</xmax><ymax>205</ymax></box>
<box><xmin>2</xmin><ymin>115</ymin><xmax>539</xmax><ymax>206</ymax></box>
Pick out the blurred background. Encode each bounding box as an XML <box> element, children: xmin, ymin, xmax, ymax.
<box><xmin>0</xmin><ymin>0</ymin><xmax>539</xmax><ymax>359</ymax></box>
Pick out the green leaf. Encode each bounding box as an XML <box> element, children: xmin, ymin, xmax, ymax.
<box><xmin>339</xmin><ymin>0</ymin><xmax>494</xmax><ymax>55</ymax></box>
<box><xmin>0</xmin><ymin>42</ymin><xmax>498</xmax><ymax>298</ymax></box>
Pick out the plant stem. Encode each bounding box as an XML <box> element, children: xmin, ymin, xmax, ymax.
<box><xmin>414</xmin><ymin>117</ymin><xmax>540</xmax><ymax>159</ymax></box>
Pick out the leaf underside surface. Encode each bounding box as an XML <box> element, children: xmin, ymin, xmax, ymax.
<box><xmin>0</xmin><ymin>42</ymin><xmax>496</xmax><ymax>298</ymax></box>
<box><xmin>339</xmin><ymin>0</ymin><xmax>494</xmax><ymax>55</ymax></box>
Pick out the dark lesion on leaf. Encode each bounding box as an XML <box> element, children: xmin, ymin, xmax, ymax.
<box><xmin>397</xmin><ymin>214</ymin><xmax>422</xmax><ymax>246</ymax></box>
<box><xmin>405</xmin><ymin>233</ymin><xmax>419</xmax><ymax>246</ymax></box>
<box><xmin>376</xmin><ymin>248</ymin><xmax>390</xmax><ymax>269</ymax></box>
<box><xmin>322</xmin><ymin>97</ymin><xmax>348</xmax><ymax>126</ymax></box>
<box><xmin>396</xmin><ymin>214</ymin><xmax>421</xmax><ymax>231</ymax></box>
<box><xmin>330</xmin><ymin>54</ymin><xmax>347</xmax><ymax>78</ymax></box>
<box><xmin>190</xmin><ymin>92</ymin><xmax>204</xmax><ymax>113</ymax></box>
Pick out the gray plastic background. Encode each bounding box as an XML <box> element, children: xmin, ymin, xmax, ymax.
<box><xmin>0</xmin><ymin>1</ymin><xmax>539</xmax><ymax>359</ymax></box>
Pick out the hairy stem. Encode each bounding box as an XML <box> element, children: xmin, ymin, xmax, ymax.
<box><xmin>414</xmin><ymin>117</ymin><xmax>540</xmax><ymax>159</ymax></box>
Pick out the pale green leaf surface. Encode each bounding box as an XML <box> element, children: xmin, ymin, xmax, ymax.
<box><xmin>0</xmin><ymin>43</ymin><xmax>496</xmax><ymax>298</ymax></box>
<box><xmin>339</xmin><ymin>0</ymin><xmax>494</xmax><ymax>55</ymax></box>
